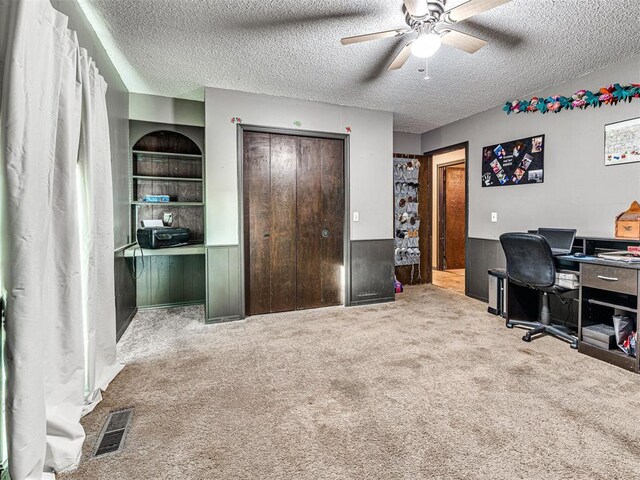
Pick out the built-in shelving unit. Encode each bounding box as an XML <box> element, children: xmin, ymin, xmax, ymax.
<box><xmin>128</xmin><ymin>128</ymin><xmax>207</xmax><ymax>309</ymax></box>
<box><xmin>130</xmin><ymin>131</ymin><xmax>205</xmax><ymax>243</ymax></box>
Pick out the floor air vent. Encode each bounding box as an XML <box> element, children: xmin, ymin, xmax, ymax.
<box><xmin>93</xmin><ymin>408</ymin><xmax>133</xmax><ymax>458</ymax></box>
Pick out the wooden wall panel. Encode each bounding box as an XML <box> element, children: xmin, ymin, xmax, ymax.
<box><xmin>351</xmin><ymin>239</ymin><xmax>395</xmax><ymax>305</ymax></box>
<box><xmin>114</xmin><ymin>251</ymin><xmax>137</xmax><ymax>341</ymax></box>
<box><xmin>207</xmin><ymin>246</ymin><xmax>241</xmax><ymax>321</ymax></box>
<box><xmin>135</xmin><ymin>255</ymin><xmax>206</xmax><ymax>308</ymax></box>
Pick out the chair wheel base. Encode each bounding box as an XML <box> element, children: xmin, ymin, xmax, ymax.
<box><xmin>570</xmin><ymin>342</ymin><xmax>578</xmax><ymax>350</ymax></box>
<box><xmin>506</xmin><ymin>322</ymin><xmax>514</xmax><ymax>329</ymax></box>
<box><xmin>522</xmin><ymin>334</ymin><xmax>532</xmax><ymax>342</ymax></box>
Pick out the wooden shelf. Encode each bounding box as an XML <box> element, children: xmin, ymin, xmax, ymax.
<box><xmin>133</xmin><ymin>175</ymin><xmax>202</xmax><ymax>182</ymax></box>
<box><xmin>132</xmin><ymin>201</ymin><xmax>204</xmax><ymax>207</ymax></box>
<box><xmin>132</xmin><ymin>150</ymin><xmax>202</xmax><ymax>159</ymax></box>
<box><xmin>587</xmin><ymin>298</ymin><xmax>638</xmax><ymax>313</ymax></box>
<box><xmin>578</xmin><ymin>341</ymin><xmax>636</xmax><ymax>372</ymax></box>
<box><xmin>123</xmin><ymin>243</ymin><xmax>205</xmax><ymax>258</ymax></box>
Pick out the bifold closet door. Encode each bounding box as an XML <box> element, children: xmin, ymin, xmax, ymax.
<box><xmin>244</xmin><ymin>132</ymin><xmax>297</xmax><ymax>315</ymax></box>
<box><xmin>297</xmin><ymin>138</ymin><xmax>344</xmax><ymax>309</ymax></box>
<box><xmin>243</xmin><ymin>132</ymin><xmax>344</xmax><ymax>315</ymax></box>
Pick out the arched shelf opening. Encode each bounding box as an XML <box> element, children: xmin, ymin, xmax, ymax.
<box><xmin>130</xmin><ymin>130</ymin><xmax>205</xmax><ymax>245</ymax></box>
<box><xmin>133</xmin><ymin>130</ymin><xmax>202</xmax><ymax>155</ymax></box>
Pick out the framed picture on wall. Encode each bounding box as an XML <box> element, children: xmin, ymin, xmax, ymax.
<box><xmin>605</xmin><ymin>117</ymin><xmax>640</xmax><ymax>166</ymax></box>
<box><xmin>481</xmin><ymin>134</ymin><xmax>545</xmax><ymax>187</ymax></box>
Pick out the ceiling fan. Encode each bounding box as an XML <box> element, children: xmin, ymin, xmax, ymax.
<box><xmin>341</xmin><ymin>0</ymin><xmax>512</xmax><ymax>71</ymax></box>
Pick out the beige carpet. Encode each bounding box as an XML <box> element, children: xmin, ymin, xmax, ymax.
<box><xmin>62</xmin><ymin>285</ymin><xmax>640</xmax><ymax>480</ymax></box>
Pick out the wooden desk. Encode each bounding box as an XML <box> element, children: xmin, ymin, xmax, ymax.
<box><xmin>558</xmin><ymin>255</ymin><xmax>640</xmax><ymax>372</ymax></box>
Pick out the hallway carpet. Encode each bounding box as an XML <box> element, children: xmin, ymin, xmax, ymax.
<box><xmin>62</xmin><ymin>286</ymin><xmax>640</xmax><ymax>479</ymax></box>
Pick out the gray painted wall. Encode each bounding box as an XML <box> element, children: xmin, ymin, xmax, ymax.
<box><xmin>52</xmin><ymin>0</ymin><xmax>130</xmax><ymax>249</ymax></box>
<box><xmin>205</xmin><ymin>87</ymin><xmax>394</xmax><ymax>244</ymax></box>
<box><xmin>130</xmin><ymin>93</ymin><xmax>205</xmax><ymax>127</ymax></box>
<box><xmin>393</xmin><ymin>131</ymin><xmax>422</xmax><ymax>154</ymax></box>
<box><xmin>204</xmin><ymin>89</ymin><xmax>394</xmax><ymax>319</ymax></box>
<box><xmin>422</xmin><ymin>54</ymin><xmax>640</xmax><ymax>241</ymax></box>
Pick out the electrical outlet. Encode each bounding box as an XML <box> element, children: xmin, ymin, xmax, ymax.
<box><xmin>353</xmin><ymin>211</ymin><xmax>359</xmax><ymax>222</ymax></box>
<box><xmin>491</xmin><ymin>212</ymin><xmax>498</xmax><ymax>223</ymax></box>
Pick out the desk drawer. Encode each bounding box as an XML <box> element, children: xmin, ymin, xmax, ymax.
<box><xmin>582</xmin><ymin>264</ymin><xmax>638</xmax><ymax>295</ymax></box>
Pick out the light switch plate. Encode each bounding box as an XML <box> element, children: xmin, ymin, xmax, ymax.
<box><xmin>353</xmin><ymin>211</ymin><xmax>359</xmax><ymax>222</ymax></box>
<box><xmin>491</xmin><ymin>212</ymin><xmax>498</xmax><ymax>223</ymax></box>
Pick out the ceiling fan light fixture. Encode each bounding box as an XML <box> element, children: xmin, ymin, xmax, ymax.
<box><xmin>411</xmin><ymin>32</ymin><xmax>442</xmax><ymax>58</ymax></box>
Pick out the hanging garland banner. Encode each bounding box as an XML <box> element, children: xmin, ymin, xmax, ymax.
<box><xmin>504</xmin><ymin>83</ymin><xmax>640</xmax><ymax>115</ymax></box>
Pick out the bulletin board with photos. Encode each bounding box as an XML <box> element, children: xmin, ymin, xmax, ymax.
<box><xmin>481</xmin><ymin>134</ymin><xmax>545</xmax><ymax>187</ymax></box>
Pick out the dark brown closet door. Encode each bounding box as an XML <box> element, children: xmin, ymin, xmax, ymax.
<box><xmin>244</xmin><ymin>132</ymin><xmax>272</xmax><ymax>315</ymax></box>
<box><xmin>269</xmin><ymin>135</ymin><xmax>297</xmax><ymax>312</ymax></box>
<box><xmin>244</xmin><ymin>132</ymin><xmax>343</xmax><ymax>315</ymax></box>
<box><xmin>296</xmin><ymin>138</ymin><xmax>344</xmax><ymax>309</ymax></box>
<box><xmin>243</xmin><ymin>132</ymin><xmax>298</xmax><ymax>315</ymax></box>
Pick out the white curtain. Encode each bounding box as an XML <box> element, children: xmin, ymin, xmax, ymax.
<box><xmin>77</xmin><ymin>50</ymin><xmax>122</xmax><ymax>415</ymax></box>
<box><xmin>0</xmin><ymin>1</ymin><xmax>122</xmax><ymax>478</ymax></box>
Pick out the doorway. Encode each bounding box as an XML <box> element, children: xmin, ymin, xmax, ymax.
<box><xmin>430</xmin><ymin>147</ymin><xmax>467</xmax><ymax>295</ymax></box>
<box><xmin>242</xmin><ymin>130</ymin><xmax>345</xmax><ymax>315</ymax></box>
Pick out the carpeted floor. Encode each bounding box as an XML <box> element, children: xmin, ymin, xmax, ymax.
<box><xmin>62</xmin><ymin>285</ymin><xmax>640</xmax><ymax>480</ymax></box>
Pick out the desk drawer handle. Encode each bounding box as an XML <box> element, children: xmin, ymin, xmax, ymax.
<box><xmin>597</xmin><ymin>275</ymin><xmax>619</xmax><ymax>282</ymax></box>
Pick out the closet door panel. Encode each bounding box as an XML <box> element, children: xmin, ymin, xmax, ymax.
<box><xmin>296</xmin><ymin>138</ymin><xmax>324</xmax><ymax>309</ymax></box>
<box><xmin>269</xmin><ymin>135</ymin><xmax>297</xmax><ymax>312</ymax></box>
<box><xmin>320</xmin><ymin>138</ymin><xmax>344</xmax><ymax>306</ymax></box>
<box><xmin>243</xmin><ymin>132</ymin><xmax>271</xmax><ymax>315</ymax></box>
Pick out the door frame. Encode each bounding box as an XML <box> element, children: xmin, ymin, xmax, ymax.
<box><xmin>424</xmin><ymin>142</ymin><xmax>469</xmax><ymax>295</ymax></box>
<box><xmin>437</xmin><ymin>160</ymin><xmax>465</xmax><ymax>271</ymax></box>
<box><xmin>236</xmin><ymin>125</ymin><xmax>351</xmax><ymax>318</ymax></box>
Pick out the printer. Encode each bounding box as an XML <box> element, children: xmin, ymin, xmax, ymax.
<box><xmin>137</xmin><ymin>227</ymin><xmax>190</xmax><ymax>249</ymax></box>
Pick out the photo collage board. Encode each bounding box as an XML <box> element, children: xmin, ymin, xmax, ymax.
<box><xmin>482</xmin><ymin>134</ymin><xmax>545</xmax><ymax>187</ymax></box>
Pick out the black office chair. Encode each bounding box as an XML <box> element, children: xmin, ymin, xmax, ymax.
<box><xmin>499</xmin><ymin>232</ymin><xmax>578</xmax><ymax>348</ymax></box>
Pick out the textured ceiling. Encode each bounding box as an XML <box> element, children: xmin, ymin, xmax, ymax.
<box><xmin>79</xmin><ymin>0</ymin><xmax>640</xmax><ymax>133</ymax></box>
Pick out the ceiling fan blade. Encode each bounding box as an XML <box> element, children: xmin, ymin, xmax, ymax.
<box><xmin>403</xmin><ymin>0</ymin><xmax>430</xmax><ymax>18</ymax></box>
<box><xmin>388</xmin><ymin>42</ymin><xmax>413</xmax><ymax>70</ymax></box>
<box><xmin>440</xmin><ymin>29</ymin><xmax>487</xmax><ymax>53</ymax></box>
<box><xmin>341</xmin><ymin>29</ymin><xmax>407</xmax><ymax>45</ymax></box>
<box><xmin>445</xmin><ymin>0</ymin><xmax>511</xmax><ymax>23</ymax></box>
